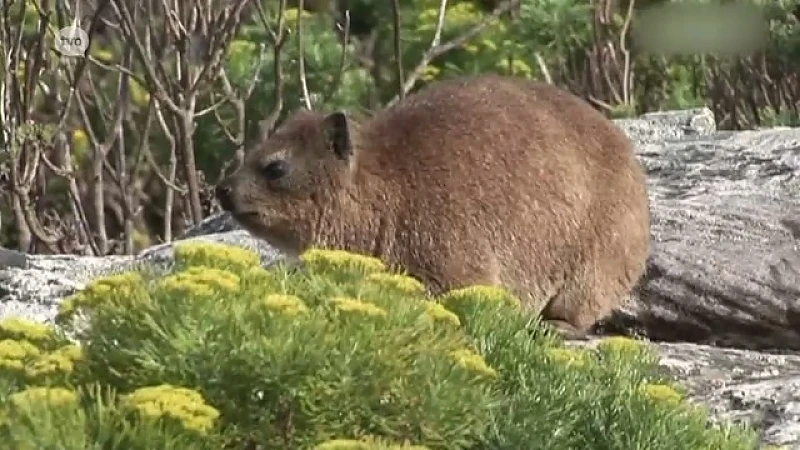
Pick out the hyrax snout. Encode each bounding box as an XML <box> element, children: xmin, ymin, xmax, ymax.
<box><xmin>216</xmin><ymin>74</ymin><xmax>651</xmax><ymax>338</ymax></box>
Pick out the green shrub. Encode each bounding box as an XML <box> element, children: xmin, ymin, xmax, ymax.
<box><xmin>451</xmin><ymin>305</ymin><xmax>758</xmax><ymax>450</ymax></box>
<box><xmin>0</xmin><ymin>384</ymin><xmax>224</xmax><ymax>450</ymax></box>
<box><xmin>51</xmin><ymin>245</ymin><xmax>500</xmax><ymax>449</ymax></box>
<box><xmin>0</xmin><ymin>242</ymin><xmax>760</xmax><ymax>449</ymax></box>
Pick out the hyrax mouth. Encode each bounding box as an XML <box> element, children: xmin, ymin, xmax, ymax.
<box><xmin>215</xmin><ymin>184</ymin><xmax>260</xmax><ymax>221</ymax></box>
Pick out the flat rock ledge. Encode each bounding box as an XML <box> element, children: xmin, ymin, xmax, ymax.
<box><xmin>2</xmin><ymin>108</ymin><xmax>800</xmax><ymax>447</ymax></box>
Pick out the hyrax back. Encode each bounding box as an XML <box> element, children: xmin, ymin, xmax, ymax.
<box><xmin>215</xmin><ymin>74</ymin><xmax>650</xmax><ymax>337</ymax></box>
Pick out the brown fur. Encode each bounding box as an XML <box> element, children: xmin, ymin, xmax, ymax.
<box><xmin>215</xmin><ymin>74</ymin><xmax>651</xmax><ymax>337</ymax></box>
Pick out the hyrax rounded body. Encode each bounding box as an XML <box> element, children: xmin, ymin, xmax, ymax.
<box><xmin>216</xmin><ymin>74</ymin><xmax>651</xmax><ymax>337</ymax></box>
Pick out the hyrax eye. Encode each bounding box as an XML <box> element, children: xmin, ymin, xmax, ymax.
<box><xmin>262</xmin><ymin>160</ymin><xmax>289</xmax><ymax>180</ymax></box>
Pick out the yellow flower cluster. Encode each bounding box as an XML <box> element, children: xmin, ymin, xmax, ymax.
<box><xmin>10</xmin><ymin>386</ymin><xmax>78</xmax><ymax>410</ymax></box>
<box><xmin>330</xmin><ymin>297</ymin><xmax>387</xmax><ymax>318</ymax></box>
<box><xmin>57</xmin><ymin>271</ymin><xmax>149</xmax><ymax>323</ymax></box>
<box><xmin>596</xmin><ymin>336</ymin><xmax>648</xmax><ymax>355</ymax></box>
<box><xmin>261</xmin><ymin>294</ymin><xmax>309</xmax><ymax>316</ymax></box>
<box><xmin>638</xmin><ymin>383</ymin><xmax>684</xmax><ymax>407</ymax></box>
<box><xmin>544</xmin><ymin>347</ymin><xmax>594</xmax><ymax>368</ymax></box>
<box><xmin>25</xmin><ymin>344</ymin><xmax>83</xmax><ymax>380</ymax></box>
<box><xmin>422</xmin><ymin>302</ymin><xmax>461</xmax><ymax>327</ymax></box>
<box><xmin>365</xmin><ymin>272</ymin><xmax>426</xmax><ymax>296</ymax></box>
<box><xmin>120</xmin><ymin>384</ymin><xmax>220</xmax><ymax>434</ymax></box>
<box><xmin>158</xmin><ymin>267</ymin><xmax>241</xmax><ymax>297</ymax></box>
<box><xmin>301</xmin><ymin>248</ymin><xmax>387</xmax><ymax>275</ymax></box>
<box><xmin>439</xmin><ymin>285</ymin><xmax>521</xmax><ymax>310</ymax></box>
<box><xmin>450</xmin><ymin>348</ymin><xmax>497</xmax><ymax>379</ymax></box>
<box><xmin>174</xmin><ymin>241</ymin><xmax>260</xmax><ymax>273</ymax></box>
<box><xmin>0</xmin><ymin>317</ymin><xmax>57</xmax><ymax>346</ymax></box>
<box><xmin>93</xmin><ymin>271</ymin><xmax>146</xmax><ymax>294</ymax></box>
<box><xmin>0</xmin><ymin>339</ymin><xmax>39</xmax><ymax>371</ymax></box>
<box><xmin>0</xmin><ymin>323</ymin><xmax>83</xmax><ymax>381</ymax></box>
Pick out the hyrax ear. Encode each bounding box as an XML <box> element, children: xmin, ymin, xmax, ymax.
<box><xmin>323</xmin><ymin>111</ymin><xmax>353</xmax><ymax>161</ymax></box>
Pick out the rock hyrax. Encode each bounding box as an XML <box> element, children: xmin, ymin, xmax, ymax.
<box><xmin>215</xmin><ymin>74</ymin><xmax>650</xmax><ymax>338</ymax></box>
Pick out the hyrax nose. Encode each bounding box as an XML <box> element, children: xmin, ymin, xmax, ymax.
<box><xmin>215</xmin><ymin>184</ymin><xmax>234</xmax><ymax>211</ymax></box>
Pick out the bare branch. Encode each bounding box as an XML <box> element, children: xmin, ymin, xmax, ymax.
<box><xmin>149</xmin><ymin>91</ymin><xmax>183</xmax><ymax>242</ymax></box>
<box><xmin>259</xmin><ymin>0</ymin><xmax>288</xmax><ymax>136</ymax></box>
<box><xmin>388</xmin><ymin>0</ymin><xmax>520</xmax><ymax>107</ymax></box>
<box><xmin>619</xmin><ymin>0</ymin><xmax>636</xmax><ymax>107</ymax></box>
<box><xmin>297</xmin><ymin>0</ymin><xmax>312</xmax><ymax>110</ymax></box>
<box><xmin>534</xmin><ymin>52</ymin><xmax>552</xmax><ymax>84</ymax></box>
<box><xmin>188</xmin><ymin>0</ymin><xmax>252</xmax><ymax>95</ymax></box>
<box><xmin>86</xmin><ymin>55</ymin><xmax>149</xmax><ymax>88</ymax></box>
<box><xmin>115</xmin><ymin>27</ymin><xmax>134</xmax><ymax>254</ymax></box>
<box><xmin>108</xmin><ymin>0</ymin><xmax>181</xmax><ymax>113</ymax></box>
<box><xmin>323</xmin><ymin>9</ymin><xmax>351</xmax><ymax>103</ymax></box>
<box><xmin>390</xmin><ymin>0</ymin><xmax>404</xmax><ymax>99</ymax></box>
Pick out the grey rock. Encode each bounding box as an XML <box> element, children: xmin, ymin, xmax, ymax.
<box><xmin>179</xmin><ymin>211</ymin><xmax>241</xmax><ymax>238</ymax></box>
<box><xmin>613</xmin><ymin>107</ymin><xmax>717</xmax><ymax>143</ymax></box>
<box><xmin>597</xmin><ymin>127</ymin><xmax>800</xmax><ymax>352</ymax></box>
<box><xmin>656</xmin><ymin>343</ymin><xmax>800</xmax><ymax>448</ymax></box>
<box><xmin>0</xmin><ymin>253</ymin><xmax>136</xmax><ymax>324</ymax></box>
<box><xmin>0</xmin><ymin>246</ymin><xmax>27</xmax><ymax>269</ymax></box>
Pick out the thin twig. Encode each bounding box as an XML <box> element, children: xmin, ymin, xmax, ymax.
<box><xmin>390</xmin><ymin>0</ymin><xmax>404</xmax><ymax>99</ymax></box>
<box><xmin>323</xmin><ymin>9</ymin><xmax>351</xmax><ymax>103</ymax></box>
<box><xmin>619</xmin><ymin>0</ymin><xmax>636</xmax><ymax>107</ymax></box>
<box><xmin>258</xmin><ymin>0</ymin><xmax>288</xmax><ymax>136</ymax></box>
<box><xmin>297</xmin><ymin>0</ymin><xmax>312</xmax><ymax>110</ymax></box>
<box><xmin>534</xmin><ymin>52</ymin><xmax>553</xmax><ymax>84</ymax></box>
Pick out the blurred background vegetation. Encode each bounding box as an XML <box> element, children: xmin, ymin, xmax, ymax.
<box><xmin>1</xmin><ymin>0</ymin><xmax>798</xmax><ymax>256</ymax></box>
